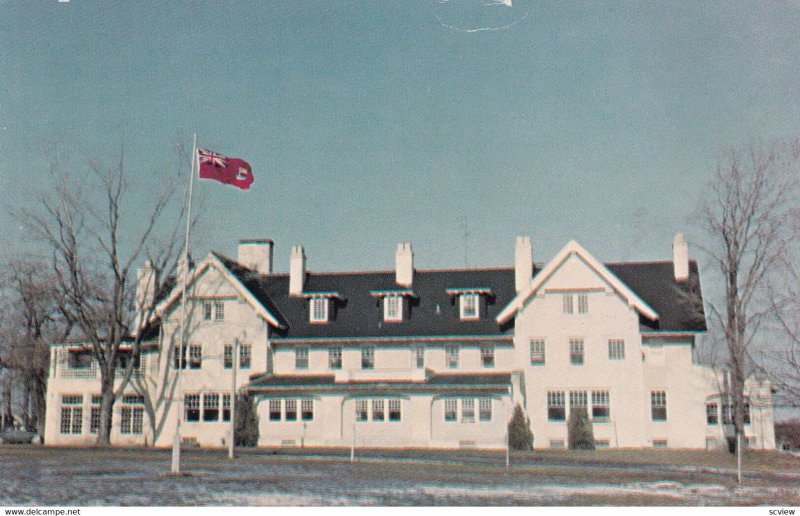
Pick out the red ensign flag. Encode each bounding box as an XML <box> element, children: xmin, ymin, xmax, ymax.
<box><xmin>197</xmin><ymin>148</ymin><xmax>254</xmax><ymax>191</ymax></box>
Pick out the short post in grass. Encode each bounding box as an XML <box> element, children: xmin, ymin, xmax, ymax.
<box><xmin>351</xmin><ymin>416</ymin><xmax>356</xmax><ymax>462</ymax></box>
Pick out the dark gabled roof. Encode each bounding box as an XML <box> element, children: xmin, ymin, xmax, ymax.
<box><xmin>245</xmin><ymin>371</ymin><xmax>513</xmax><ymax>391</ymax></box>
<box><xmin>213</xmin><ymin>252</ymin><xmax>706</xmax><ymax>338</ymax></box>
<box><xmin>215</xmin><ymin>253</ymin><xmax>519</xmax><ymax>339</ymax></box>
<box><xmin>606</xmin><ymin>260</ymin><xmax>707</xmax><ymax>332</ymax></box>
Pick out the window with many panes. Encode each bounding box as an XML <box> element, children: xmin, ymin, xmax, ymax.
<box><xmin>60</xmin><ymin>395</ymin><xmax>83</xmax><ymax>434</ymax></box>
<box><xmin>285</xmin><ymin>399</ymin><xmax>297</xmax><ymax>421</ymax></box>
<box><xmin>223</xmin><ymin>344</ymin><xmax>233</xmax><ymax>369</ymax></box>
<box><xmin>203</xmin><ymin>301</ymin><xmax>213</xmax><ymax>320</ymax></box>
<box><xmin>530</xmin><ymin>339</ymin><xmax>545</xmax><ymax>365</ymax></box>
<box><xmin>269</xmin><ymin>399</ymin><xmax>282</xmax><ymax>421</ymax></box>
<box><xmin>356</xmin><ymin>400</ymin><xmax>368</xmax><ymax>421</ymax></box>
<box><xmin>301</xmin><ymin>399</ymin><xmax>314</xmax><ymax>421</ymax></box>
<box><xmin>479</xmin><ymin>398</ymin><xmax>492</xmax><ymax>421</ymax></box>
<box><xmin>444</xmin><ymin>399</ymin><xmax>457</xmax><ymax>421</ymax></box>
<box><xmin>188</xmin><ymin>345</ymin><xmax>202</xmax><ymax>369</ymax></box>
<box><xmin>706</xmin><ymin>402</ymin><xmax>718</xmax><ymax>425</ymax></box>
<box><xmin>185</xmin><ymin>394</ymin><xmax>200</xmax><ymax>422</ymax></box>
<box><xmin>413</xmin><ymin>345</ymin><xmax>425</xmax><ymax>369</ymax></box>
<box><xmin>577</xmin><ymin>293</ymin><xmax>588</xmax><ymax>314</ymax></box>
<box><xmin>121</xmin><ymin>395</ymin><xmax>144</xmax><ymax>434</ymax></box>
<box><xmin>372</xmin><ymin>399</ymin><xmax>385</xmax><ymax>421</ymax></box>
<box><xmin>460</xmin><ymin>294</ymin><xmax>479</xmax><ymax>320</ymax></box>
<box><xmin>569</xmin><ymin>390</ymin><xmax>587</xmax><ymax>411</ymax></box>
<box><xmin>361</xmin><ymin>346</ymin><xmax>375</xmax><ymax>369</ymax></box>
<box><xmin>569</xmin><ymin>339</ymin><xmax>584</xmax><ymax>365</ymax></box>
<box><xmin>388</xmin><ymin>399</ymin><xmax>401</xmax><ymax>421</ymax></box>
<box><xmin>446</xmin><ymin>345</ymin><xmax>459</xmax><ymax>369</ymax></box>
<box><xmin>591</xmin><ymin>390</ymin><xmax>610</xmax><ymax>420</ymax></box>
<box><xmin>173</xmin><ymin>346</ymin><xmax>187</xmax><ymax>370</ymax></box>
<box><xmin>90</xmin><ymin>395</ymin><xmax>101</xmax><ymax>434</ymax></box>
<box><xmin>328</xmin><ymin>347</ymin><xmax>342</xmax><ymax>370</ymax></box>
<box><xmin>214</xmin><ymin>301</ymin><xmax>224</xmax><ymax>320</ymax></box>
<box><xmin>203</xmin><ymin>393</ymin><xmax>219</xmax><ymax>422</ymax></box>
<box><xmin>222</xmin><ymin>394</ymin><xmax>231</xmax><ymax>422</ymax></box>
<box><xmin>563</xmin><ymin>294</ymin><xmax>574</xmax><ymax>314</ymax></box>
<box><xmin>608</xmin><ymin>339</ymin><xmax>625</xmax><ymax>360</ymax></box>
<box><xmin>722</xmin><ymin>403</ymin><xmax>751</xmax><ymax>425</ymax></box>
<box><xmin>203</xmin><ymin>300</ymin><xmax>224</xmax><ymax>321</ymax></box>
<box><xmin>384</xmin><ymin>296</ymin><xmax>402</xmax><ymax>322</ymax></box>
<box><xmin>547</xmin><ymin>391</ymin><xmax>566</xmax><ymax>421</ymax></box>
<box><xmin>481</xmin><ymin>344</ymin><xmax>494</xmax><ymax>368</ymax></box>
<box><xmin>239</xmin><ymin>344</ymin><xmax>251</xmax><ymax>369</ymax></box>
<box><xmin>651</xmin><ymin>391</ymin><xmax>667</xmax><ymax>421</ymax></box>
<box><xmin>296</xmin><ymin>346</ymin><xmax>309</xmax><ymax>369</ymax></box>
<box><xmin>310</xmin><ymin>297</ymin><xmax>328</xmax><ymax>323</ymax></box>
<box><xmin>461</xmin><ymin>398</ymin><xmax>475</xmax><ymax>423</ymax></box>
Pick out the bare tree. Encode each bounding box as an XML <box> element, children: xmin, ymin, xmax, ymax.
<box><xmin>697</xmin><ymin>139</ymin><xmax>800</xmax><ymax>451</ymax></box>
<box><xmin>767</xmin><ymin>258</ymin><xmax>800</xmax><ymax>407</ymax></box>
<box><xmin>16</xmin><ymin>141</ymin><xmax>188</xmax><ymax>445</ymax></box>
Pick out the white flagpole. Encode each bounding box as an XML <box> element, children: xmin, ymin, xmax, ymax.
<box><xmin>171</xmin><ymin>133</ymin><xmax>197</xmax><ymax>475</ymax></box>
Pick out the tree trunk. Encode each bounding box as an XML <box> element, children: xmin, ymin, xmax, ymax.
<box><xmin>96</xmin><ymin>367</ymin><xmax>116</xmax><ymax>446</ymax></box>
<box><xmin>1</xmin><ymin>377</ymin><xmax>12</xmax><ymax>430</ymax></box>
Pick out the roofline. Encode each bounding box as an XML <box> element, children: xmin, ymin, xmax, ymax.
<box><xmin>270</xmin><ymin>335</ymin><xmax>514</xmax><ymax>344</ymax></box>
<box><xmin>642</xmin><ymin>331</ymin><xmax>707</xmax><ymax>337</ymax></box>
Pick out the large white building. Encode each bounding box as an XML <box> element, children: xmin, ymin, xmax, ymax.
<box><xmin>44</xmin><ymin>235</ymin><xmax>776</xmax><ymax>450</ymax></box>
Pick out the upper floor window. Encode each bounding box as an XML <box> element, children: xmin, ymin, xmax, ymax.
<box><xmin>384</xmin><ymin>296</ymin><xmax>402</xmax><ymax>322</ymax></box>
<box><xmin>481</xmin><ymin>344</ymin><xmax>494</xmax><ymax>368</ymax></box>
<box><xmin>310</xmin><ymin>297</ymin><xmax>328</xmax><ymax>323</ymax></box>
<box><xmin>530</xmin><ymin>339</ymin><xmax>545</xmax><ymax>365</ymax></box>
<box><xmin>569</xmin><ymin>339</ymin><xmax>584</xmax><ymax>365</ymax></box>
<box><xmin>413</xmin><ymin>345</ymin><xmax>425</xmax><ymax>369</ymax></box>
<box><xmin>460</xmin><ymin>294</ymin><xmax>479</xmax><ymax>320</ymax></box>
<box><xmin>446</xmin><ymin>344</ymin><xmax>459</xmax><ymax>369</ymax></box>
<box><xmin>563</xmin><ymin>294</ymin><xmax>574</xmax><ymax>314</ymax></box>
<box><xmin>329</xmin><ymin>347</ymin><xmax>342</xmax><ymax>370</ymax></box>
<box><xmin>361</xmin><ymin>346</ymin><xmax>375</xmax><ymax>370</ymax></box>
<box><xmin>295</xmin><ymin>346</ymin><xmax>309</xmax><ymax>370</ymax></box>
<box><xmin>224</xmin><ymin>345</ymin><xmax>233</xmax><ymax>369</ymax></box>
<box><xmin>189</xmin><ymin>345</ymin><xmax>202</xmax><ymax>369</ymax></box>
<box><xmin>239</xmin><ymin>344</ymin><xmax>251</xmax><ymax>369</ymax></box>
<box><xmin>651</xmin><ymin>391</ymin><xmax>667</xmax><ymax>421</ymax></box>
<box><xmin>608</xmin><ymin>339</ymin><xmax>625</xmax><ymax>360</ymax></box>
<box><xmin>577</xmin><ymin>293</ymin><xmax>588</xmax><ymax>314</ymax></box>
<box><xmin>203</xmin><ymin>300</ymin><xmax>225</xmax><ymax>321</ymax></box>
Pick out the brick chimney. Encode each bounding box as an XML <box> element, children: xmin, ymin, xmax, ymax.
<box><xmin>290</xmin><ymin>245</ymin><xmax>306</xmax><ymax>295</ymax></box>
<box><xmin>237</xmin><ymin>239</ymin><xmax>274</xmax><ymax>274</ymax></box>
<box><xmin>515</xmin><ymin>236</ymin><xmax>532</xmax><ymax>293</ymax></box>
<box><xmin>396</xmin><ymin>243</ymin><xmax>413</xmax><ymax>287</ymax></box>
<box><xmin>673</xmin><ymin>233</ymin><xmax>689</xmax><ymax>282</ymax></box>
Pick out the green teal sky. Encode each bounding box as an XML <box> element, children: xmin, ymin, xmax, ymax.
<box><xmin>2</xmin><ymin>1</ymin><xmax>799</xmax><ymax>272</ymax></box>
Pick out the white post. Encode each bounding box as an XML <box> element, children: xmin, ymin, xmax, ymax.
<box><xmin>737</xmin><ymin>432</ymin><xmax>742</xmax><ymax>485</ymax></box>
<box><xmin>505</xmin><ymin>400</ymin><xmax>510</xmax><ymax>469</ymax></box>
<box><xmin>351</xmin><ymin>415</ymin><xmax>356</xmax><ymax>463</ymax></box>
<box><xmin>229</xmin><ymin>338</ymin><xmax>239</xmax><ymax>460</ymax></box>
<box><xmin>506</xmin><ymin>430</ymin><xmax>510</xmax><ymax>469</ymax></box>
<box><xmin>171</xmin><ymin>133</ymin><xmax>197</xmax><ymax>475</ymax></box>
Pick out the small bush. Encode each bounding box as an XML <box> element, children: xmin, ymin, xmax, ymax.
<box><xmin>567</xmin><ymin>408</ymin><xmax>595</xmax><ymax>450</ymax></box>
<box><xmin>235</xmin><ymin>394</ymin><xmax>259</xmax><ymax>447</ymax></box>
<box><xmin>508</xmin><ymin>404</ymin><xmax>534</xmax><ymax>451</ymax></box>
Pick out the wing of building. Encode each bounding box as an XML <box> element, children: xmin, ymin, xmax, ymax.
<box><xmin>44</xmin><ymin>235</ymin><xmax>776</xmax><ymax>450</ymax></box>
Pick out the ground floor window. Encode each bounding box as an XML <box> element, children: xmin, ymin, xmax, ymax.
<box><xmin>372</xmin><ymin>399</ymin><xmax>385</xmax><ymax>421</ymax></box>
<box><xmin>388</xmin><ymin>399</ymin><xmax>401</xmax><ymax>422</ymax></box>
<box><xmin>706</xmin><ymin>402</ymin><xmax>718</xmax><ymax>425</ymax></box>
<box><xmin>203</xmin><ymin>393</ymin><xmax>220</xmax><ymax>422</ymax></box>
<box><xmin>651</xmin><ymin>391</ymin><xmax>667</xmax><ymax>421</ymax></box>
<box><xmin>356</xmin><ymin>398</ymin><xmax>401</xmax><ymax>422</ymax></box>
<box><xmin>356</xmin><ymin>400</ymin><xmax>369</xmax><ymax>421</ymax></box>
<box><xmin>461</xmin><ymin>399</ymin><xmax>475</xmax><ymax>423</ymax></box>
<box><xmin>591</xmin><ymin>390</ymin><xmax>610</xmax><ymax>420</ymax></box>
<box><xmin>479</xmin><ymin>398</ymin><xmax>492</xmax><ymax>422</ymax></box>
<box><xmin>301</xmin><ymin>399</ymin><xmax>314</xmax><ymax>421</ymax></box>
<box><xmin>60</xmin><ymin>394</ymin><xmax>83</xmax><ymax>434</ymax></box>
<box><xmin>547</xmin><ymin>391</ymin><xmax>566</xmax><ymax>421</ymax></box>
<box><xmin>722</xmin><ymin>403</ymin><xmax>751</xmax><ymax>425</ymax></box>
<box><xmin>269</xmin><ymin>400</ymin><xmax>282</xmax><ymax>421</ymax></box>
<box><xmin>222</xmin><ymin>394</ymin><xmax>231</xmax><ymax>422</ymax></box>
<box><xmin>184</xmin><ymin>394</ymin><xmax>201</xmax><ymax>422</ymax></box>
<box><xmin>443</xmin><ymin>397</ymin><xmax>493</xmax><ymax>423</ymax></box>
<box><xmin>121</xmin><ymin>395</ymin><xmax>144</xmax><ymax>434</ymax></box>
<box><xmin>444</xmin><ymin>399</ymin><xmax>457</xmax><ymax>421</ymax></box>
<box><xmin>90</xmin><ymin>395</ymin><xmax>101</xmax><ymax>434</ymax></box>
<box><xmin>267</xmin><ymin>398</ymin><xmax>314</xmax><ymax>422</ymax></box>
<box><xmin>653</xmin><ymin>439</ymin><xmax>668</xmax><ymax>448</ymax></box>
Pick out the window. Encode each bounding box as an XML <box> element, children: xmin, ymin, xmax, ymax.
<box><xmin>296</xmin><ymin>347</ymin><xmax>309</xmax><ymax>370</ymax></box>
<box><xmin>356</xmin><ymin>400</ymin><xmax>368</xmax><ymax>422</ymax></box>
<box><xmin>608</xmin><ymin>339</ymin><xmax>625</xmax><ymax>360</ymax></box>
<box><xmin>223</xmin><ymin>345</ymin><xmax>233</xmax><ymax>369</ymax></box>
<box><xmin>372</xmin><ymin>399</ymin><xmax>385</xmax><ymax>422</ymax></box>
<box><xmin>203</xmin><ymin>301</ymin><xmax>213</xmax><ymax>321</ymax></box>
<box><xmin>68</xmin><ymin>350</ymin><xmax>93</xmax><ymax>369</ymax></box>
<box><xmin>595</xmin><ymin>440</ymin><xmax>610</xmax><ymax>449</ymax></box>
<box><xmin>722</xmin><ymin>403</ymin><xmax>751</xmax><ymax>425</ymax></box>
<box><xmin>173</xmin><ymin>346</ymin><xmax>187</xmax><ymax>370</ymax></box>
<box><xmin>563</xmin><ymin>294</ymin><xmax>574</xmax><ymax>314</ymax></box>
<box><xmin>185</xmin><ymin>394</ymin><xmax>200</xmax><ymax>422</ymax></box>
<box><xmin>460</xmin><ymin>294</ymin><xmax>479</xmax><ymax>319</ymax></box>
<box><xmin>479</xmin><ymin>398</ymin><xmax>492</xmax><ymax>422</ymax></box>
<box><xmin>577</xmin><ymin>293</ymin><xmax>588</xmax><ymax>314</ymax></box>
<box><xmin>301</xmin><ymin>399</ymin><xmax>313</xmax><ymax>421</ymax></box>
<box><xmin>214</xmin><ymin>301</ymin><xmax>224</xmax><ymax>320</ymax></box>
<box><xmin>361</xmin><ymin>346</ymin><xmax>375</xmax><ymax>370</ymax></box>
<box><xmin>706</xmin><ymin>402</ymin><xmax>718</xmax><ymax>425</ymax></box>
<box><xmin>328</xmin><ymin>347</ymin><xmax>342</xmax><ymax>370</ymax></box>
<box><xmin>651</xmin><ymin>391</ymin><xmax>667</xmax><ymax>421</ymax></box>
<box><xmin>547</xmin><ymin>391</ymin><xmax>566</xmax><ymax>421</ymax></box>
<box><xmin>188</xmin><ymin>345</ymin><xmax>202</xmax><ymax>370</ymax></box>
<box><xmin>239</xmin><ymin>344</ymin><xmax>251</xmax><ymax>369</ymax></box>
<box><xmin>203</xmin><ymin>300</ymin><xmax>224</xmax><ymax>320</ymax></box>
<box><xmin>388</xmin><ymin>399</ymin><xmax>401</xmax><ymax>422</ymax></box>
<box><xmin>90</xmin><ymin>395</ymin><xmax>101</xmax><ymax>434</ymax></box>
<box><xmin>285</xmin><ymin>399</ymin><xmax>297</xmax><ymax>421</ymax></box>
<box><xmin>569</xmin><ymin>390</ymin><xmax>587</xmax><ymax>411</ymax></box>
<box><xmin>653</xmin><ymin>439</ymin><xmax>668</xmax><ymax>448</ymax></box>
<box><xmin>121</xmin><ymin>395</ymin><xmax>144</xmax><ymax>434</ymax></box>
<box><xmin>461</xmin><ymin>398</ymin><xmax>475</xmax><ymax>423</ymax></box>
<box><xmin>310</xmin><ymin>298</ymin><xmax>328</xmax><ymax>323</ymax></box>
<box><xmin>203</xmin><ymin>393</ymin><xmax>220</xmax><ymax>422</ymax></box>
<box><xmin>591</xmin><ymin>390</ymin><xmax>610</xmax><ymax>420</ymax></box>
<box><xmin>384</xmin><ymin>296</ymin><xmax>402</xmax><ymax>322</ymax></box>
<box><xmin>549</xmin><ymin>439</ymin><xmax>565</xmax><ymax>449</ymax></box>
<box><xmin>446</xmin><ymin>345</ymin><xmax>459</xmax><ymax>369</ymax></box>
<box><xmin>444</xmin><ymin>399</ymin><xmax>457</xmax><ymax>421</ymax></box>
<box><xmin>745</xmin><ymin>403</ymin><xmax>751</xmax><ymax>425</ymax></box>
<box><xmin>269</xmin><ymin>400</ymin><xmax>282</xmax><ymax>421</ymax></box>
<box><xmin>481</xmin><ymin>344</ymin><xmax>494</xmax><ymax>368</ymax></box>
<box><xmin>569</xmin><ymin>339</ymin><xmax>584</xmax><ymax>365</ymax></box>
<box><xmin>530</xmin><ymin>340</ymin><xmax>545</xmax><ymax>365</ymax></box>
<box><xmin>413</xmin><ymin>345</ymin><xmax>425</xmax><ymax>369</ymax></box>
<box><xmin>222</xmin><ymin>394</ymin><xmax>231</xmax><ymax>422</ymax></box>
<box><xmin>60</xmin><ymin>395</ymin><xmax>83</xmax><ymax>434</ymax></box>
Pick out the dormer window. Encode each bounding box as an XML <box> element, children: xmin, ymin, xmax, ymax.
<box><xmin>460</xmin><ymin>294</ymin><xmax>479</xmax><ymax>320</ymax></box>
<box><xmin>384</xmin><ymin>296</ymin><xmax>402</xmax><ymax>322</ymax></box>
<box><xmin>446</xmin><ymin>288</ymin><xmax>491</xmax><ymax>321</ymax></box>
<box><xmin>310</xmin><ymin>297</ymin><xmax>328</xmax><ymax>323</ymax></box>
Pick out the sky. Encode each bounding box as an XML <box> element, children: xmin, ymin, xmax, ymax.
<box><xmin>1</xmin><ymin>0</ymin><xmax>800</xmax><ymax>275</ymax></box>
